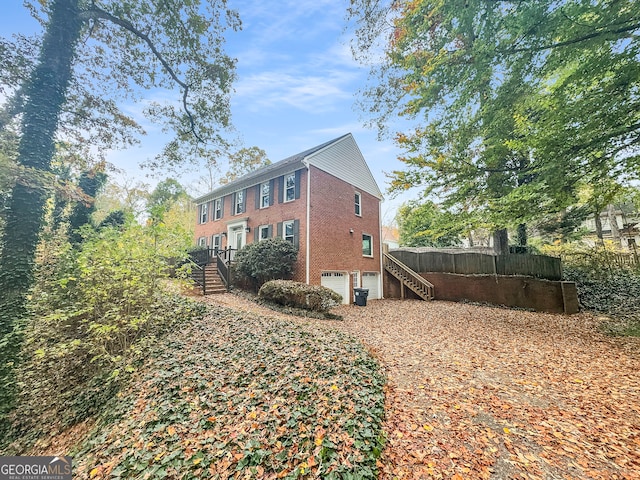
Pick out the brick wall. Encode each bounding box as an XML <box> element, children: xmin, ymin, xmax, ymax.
<box><xmin>308</xmin><ymin>166</ymin><xmax>381</xmax><ymax>285</ymax></box>
<box><xmin>194</xmin><ymin>165</ymin><xmax>382</xmax><ymax>287</ymax></box>
<box><xmin>194</xmin><ymin>169</ymin><xmax>308</xmax><ymax>282</ymax></box>
<box><xmin>383</xmin><ymin>271</ymin><xmax>579</xmax><ymax>314</ymax></box>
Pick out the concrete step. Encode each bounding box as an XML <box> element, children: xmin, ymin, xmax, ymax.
<box><xmin>204</xmin><ymin>287</ymin><xmax>227</xmax><ymax>295</ymax></box>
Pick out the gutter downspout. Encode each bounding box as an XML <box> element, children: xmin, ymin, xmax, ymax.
<box><xmin>379</xmin><ymin>199</ymin><xmax>384</xmax><ymax>298</ymax></box>
<box><xmin>302</xmin><ymin>159</ymin><xmax>311</xmax><ymax>284</ymax></box>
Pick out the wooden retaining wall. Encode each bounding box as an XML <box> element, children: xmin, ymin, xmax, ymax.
<box><xmin>389</xmin><ymin>250</ymin><xmax>562</xmax><ymax>280</ymax></box>
<box><xmin>384</xmin><ymin>249</ymin><xmax>578</xmax><ymax>314</ymax></box>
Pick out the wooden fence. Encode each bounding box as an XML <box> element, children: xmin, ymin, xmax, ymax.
<box><xmin>389</xmin><ymin>249</ymin><xmax>562</xmax><ymax>280</ymax></box>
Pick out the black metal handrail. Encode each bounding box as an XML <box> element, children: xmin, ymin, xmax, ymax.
<box><xmin>188</xmin><ymin>247</ymin><xmax>216</xmax><ymax>266</ymax></box>
<box><xmin>216</xmin><ymin>247</ymin><xmax>236</xmax><ymax>290</ymax></box>
<box><xmin>217</xmin><ymin>250</ymin><xmax>229</xmax><ymax>290</ymax></box>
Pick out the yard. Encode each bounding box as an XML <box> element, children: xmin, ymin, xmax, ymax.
<box><xmin>32</xmin><ymin>294</ymin><xmax>639</xmax><ymax>479</ymax></box>
<box><xmin>213</xmin><ymin>295</ymin><xmax>640</xmax><ymax>479</ymax></box>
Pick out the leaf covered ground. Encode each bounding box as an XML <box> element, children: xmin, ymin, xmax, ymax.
<box><xmin>212</xmin><ymin>294</ymin><xmax>640</xmax><ymax>479</ymax></box>
<box><xmin>326</xmin><ymin>300</ymin><xmax>640</xmax><ymax>480</ymax></box>
<box><xmin>29</xmin><ymin>293</ymin><xmax>639</xmax><ymax>479</ymax></box>
<box><xmin>72</xmin><ymin>304</ymin><xmax>385</xmax><ymax>479</ymax></box>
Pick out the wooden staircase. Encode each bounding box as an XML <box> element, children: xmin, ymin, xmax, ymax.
<box><xmin>202</xmin><ymin>263</ymin><xmax>227</xmax><ymax>295</ymax></box>
<box><xmin>383</xmin><ymin>253</ymin><xmax>434</xmax><ymax>301</ymax></box>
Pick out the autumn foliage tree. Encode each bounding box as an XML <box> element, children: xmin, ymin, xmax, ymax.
<box><xmin>0</xmin><ymin>0</ymin><xmax>239</xmax><ymax>424</ymax></box>
<box><xmin>348</xmin><ymin>0</ymin><xmax>640</xmax><ymax>246</ymax></box>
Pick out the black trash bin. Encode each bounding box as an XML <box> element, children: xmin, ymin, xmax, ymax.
<box><xmin>354</xmin><ymin>288</ymin><xmax>369</xmax><ymax>306</ymax></box>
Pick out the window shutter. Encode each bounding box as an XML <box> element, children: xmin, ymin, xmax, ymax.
<box><xmin>231</xmin><ymin>192</ymin><xmax>236</xmax><ymax>215</ymax></box>
<box><xmin>294</xmin><ymin>170</ymin><xmax>301</xmax><ymax>200</ymax></box>
<box><xmin>278</xmin><ymin>176</ymin><xmax>284</xmax><ymax>203</ymax></box>
<box><xmin>255</xmin><ymin>185</ymin><xmax>261</xmax><ymax>210</ymax></box>
<box><xmin>277</xmin><ymin>222</ymin><xmax>283</xmax><ymax>238</ymax></box>
<box><xmin>254</xmin><ymin>227</ymin><xmax>259</xmax><ymax>243</ymax></box>
<box><xmin>242</xmin><ymin>189</ymin><xmax>247</xmax><ymax>213</ymax></box>
<box><xmin>267</xmin><ymin>224</ymin><xmax>273</xmax><ymax>238</ymax></box>
<box><xmin>293</xmin><ymin>219</ymin><xmax>300</xmax><ymax>248</ymax></box>
<box><xmin>219</xmin><ymin>197</ymin><xmax>224</xmax><ymax>219</ymax></box>
<box><xmin>269</xmin><ymin>179</ymin><xmax>275</xmax><ymax>206</ymax></box>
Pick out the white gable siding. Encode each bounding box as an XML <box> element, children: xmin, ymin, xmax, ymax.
<box><xmin>306</xmin><ymin>134</ymin><xmax>383</xmax><ymax>199</ymax></box>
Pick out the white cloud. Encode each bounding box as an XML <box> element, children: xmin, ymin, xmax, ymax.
<box><xmin>231</xmin><ymin>0</ymin><xmax>347</xmax><ymax>46</ymax></box>
<box><xmin>234</xmin><ymin>68</ymin><xmax>357</xmax><ymax>113</ymax></box>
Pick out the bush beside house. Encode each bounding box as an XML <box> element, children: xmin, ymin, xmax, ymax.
<box><xmin>259</xmin><ymin>280</ymin><xmax>342</xmax><ymax>312</ymax></box>
<box><xmin>234</xmin><ymin>238</ymin><xmax>298</xmax><ymax>291</ymax></box>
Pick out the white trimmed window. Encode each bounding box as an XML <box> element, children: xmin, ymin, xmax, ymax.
<box><xmin>234</xmin><ymin>190</ymin><xmax>244</xmax><ymax>215</ymax></box>
<box><xmin>213</xmin><ymin>198</ymin><xmax>222</xmax><ymax>220</ymax></box>
<box><xmin>284</xmin><ymin>220</ymin><xmax>295</xmax><ymax>243</ymax></box>
<box><xmin>197</xmin><ymin>236</ymin><xmax>207</xmax><ymax>247</ymax></box>
<box><xmin>362</xmin><ymin>233</ymin><xmax>373</xmax><ymax>257</ymax></box>
<box><xmin>355</xmin><ymin>192</ymin><xmax>362</xmax><ymax>216</ymax></box>
<box><xmin>212</xmin><ymin>234</ymin><xmax>222</xmax><ymax>251</ymax></box>
<box><xmin>199</xmin><ymin>203</ymin><xmax>208</xmax><ymax>224</ymax></box>
<box><xmin>259</xmin><ymin>225</ymin><xmax>270</xmax><ymax>241</ymax></box>
<box><xmin>261</xmin><ymin>182</ymin><xmax>270</xmax><ymax>208</ymax></box>
<box><xmin>285</xmin><ymin>174</ymin><xmax>296</xmax><ymax>202</ymax></box>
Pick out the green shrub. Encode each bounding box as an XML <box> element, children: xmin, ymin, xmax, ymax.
<box><xmin>258</xmin><ymin>279</ymin><xmax>342</xmax><ymax>312</ymax></box>
<box><xmin>234</xmin><ymin>238</ymin><xmax>298</xmax><ymax>290</ymax></box>
<box><xmin>4</xmin><ymin>223</ymin><xmax>205</xmax><ymax>451</ymax></box>
<box><xmin>563</xmin><ymin>265</ymin><xmax>640</xmax><ymax>335</ymax></box>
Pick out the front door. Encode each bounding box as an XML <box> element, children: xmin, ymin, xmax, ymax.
<box><xmin>234</xmin><ymin>229</ymin><xmax>244</xmax><ymax>250</ymax></box>
<box><xmin>229</xmin><ymin>227</ymin><xmax>245</xmax><ymax>261</ymax></box>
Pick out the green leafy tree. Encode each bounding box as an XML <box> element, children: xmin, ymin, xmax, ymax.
<box><xmin>220</xmin><ymin>146</ymin><xmax>271</xmax><ymax>184</ymax></box>
<box><xmin>93</xmin><ymin>177</ymin><xmax>150</xmax><ymax>224</ymax></box>
<box><xmin>147</xmin><ymin>179</ymin><xmax>188</xmax><ymax>215</ymax></box>
<box><xmin>67</xmin><ymin>168</ymin><xmax>108</xmax><ymax>244</ymax></box>
<box><xmin>0</xmin><ymin>0</ymin><xmax>239</xmax><ymax>425</ymax></box>
<box><xmin>6</xmin><ymin>221</ymin><xmax>202</xmax><ymax>446</ymax></box>
<box><xmin>348</xmin><ymin>0</ymin><xmax>640</xmax><ymax>246</ymax></box>
<box><xmin>397</xmin><ymin>201</ymin><xmax>464</xmax><ymax>248</ymax></box>
<box><xmin>144</xmin><ymin>179</ymin><xmax>193</xmax><ymax>256</ymax></box>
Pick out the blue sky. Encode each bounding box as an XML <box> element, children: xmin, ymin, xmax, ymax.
<box><xmin>1</xmin><ymin>0</ymin><xmax>415</xmax><ymax>224</ymax></box>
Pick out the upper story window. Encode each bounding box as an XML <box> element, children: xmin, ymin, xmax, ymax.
<box><xmin>261</xmin><ymin>182</ymin><xmax>270</xmax><ymax>208</ymax></box>
<box><xmin>213</xmin><ymin>198</ymin><xmax>222</xmax><ymax>220</ymax></box>
<box><xmin>278</xmin><ymin>171</ymin><xmax>300</xmax><ymax>204</ymax></box>
<box><xmin>362</xmin><ymin>233</ymin><xmax>373</xmax><ymax>257</ymax></box>
<box><xmin>234</xmin><ymin>190</ymin><xmax>244</xmax><ymax>215</ymax></box>
<box><xmin>199</xmin><ymin>203</ymin><xmax>208</xmax><ymax>224</ymax></box>
<box><xmin>355</xmin><ymin>192</ymin><xmax>362</xmax><ymax>216</ymax></box>
<box><xmin>285</xmin><ymin>174</ymin><xmax>296</xmax><ymax>202</ymax></box>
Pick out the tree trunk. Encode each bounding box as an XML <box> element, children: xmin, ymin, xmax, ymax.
<box><xmin>492</xmin><ymin>228</ymin><xmax>509</xmax><ymax>255</ymax></box>
<box><xmin>517</xmin><ymin>223</ymin><xmax>527</xmax><ymax>246</ymax></box>
<box><xmin>0</xmin><ymin>0</ymin><xmax>83</xmax><ymax>422</ymax></box>
<box><xmin>606</xmin><ymin>204</ymin><xmax>621</xmax><ymax>244</ymax></box>
<box><xmin>594</xmin><ymin>211</ymin><xmax>604</xmax><ymax>244</ymax></box>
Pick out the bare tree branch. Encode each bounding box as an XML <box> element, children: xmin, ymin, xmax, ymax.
<box><xmin>80</xmin><ymin>4</ymin><xmax>204</xmax><ymax>142</ymax></box>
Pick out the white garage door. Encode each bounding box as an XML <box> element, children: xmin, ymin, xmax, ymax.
<box><xmin>362</xmin><ymin>272</ymin><xmax>380</xmax><ymax>300</ymax></box>
<box><xmin>321</xmin><ymin>272</ymin><xmax>349</xmax><ymax>304</ymax></box>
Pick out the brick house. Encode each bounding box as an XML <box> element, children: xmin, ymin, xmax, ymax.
<box><xmin>193</xmin><ymin>133</ymin><xmax>384</xmax><ymax>303</ymax></box>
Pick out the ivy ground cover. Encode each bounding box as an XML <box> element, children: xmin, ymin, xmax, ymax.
<box><xmin>73</xmin><ymin>304</ymin><xmax>385</xmax><ymax>479</ymax></box>
<box><xmin>211</xmin><ymin>294</ymin><xmax>640</xmax><ymax>479</ymax></box>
